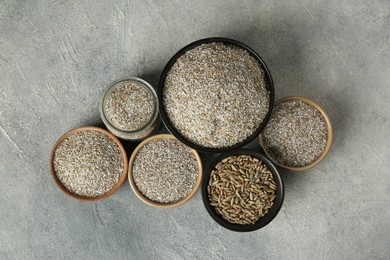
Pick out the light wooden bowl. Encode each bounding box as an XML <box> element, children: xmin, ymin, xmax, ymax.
<box><xmin>128</xmin><ymin>134</ymin><xmax>203</xmax><ymax>208</ymax></box>
<box><xmin>259</xmin><ymin>96</ymin><xmax>332</xmax><ymax>171</ymax></box>
<box><xmin>50</xmin><ymin>126</ymin><xmax>128</xmax><ymax>201</ymax></box>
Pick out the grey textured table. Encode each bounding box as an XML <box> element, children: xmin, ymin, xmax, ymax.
<box><xmin>1</xmin><ymin>1</ymin><xmax>389</xmax><ymax>259</ymax></box>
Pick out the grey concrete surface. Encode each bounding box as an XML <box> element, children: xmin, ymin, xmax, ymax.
<box><xmin>1</xmin><ymin>0</ymin><xmax>389</xmax><ymax>259</ymax></box>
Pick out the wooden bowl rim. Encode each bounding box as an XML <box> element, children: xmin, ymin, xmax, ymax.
<box><xmin>49</xmin><ymin>126</ymin><xmax>128</xmax><ymax>201</ymax></box>
<box><xmin>259</xmin><ymin>96</ymin><xmax>333</xmax><ymax>171</ymax></box>
<box><xmin>128</xmin><ymin>134</ymin><xmax>203</xmax><ymax>208</ymax></box>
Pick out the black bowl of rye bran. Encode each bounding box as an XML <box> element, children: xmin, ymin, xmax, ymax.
<box><xmin>158</xmin><ymin>37</ymin><xmax>274</xmax><ymax>153</ymax></box>
<box><xmin>202</xmin><ymin>149</ymin><xmax>284</xmax><ymax>232</ymax></box>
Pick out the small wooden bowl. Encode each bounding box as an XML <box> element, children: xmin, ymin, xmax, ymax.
<box><xmin>50</xmin><ymin>126</ymin><xmax>128</xmax><ymax>201</ymax></box>
<box><xmin>259</xmin><ymin>96</ymin><xmax>332</xmax><ymax>171</ymax></box>
<box><xmin>128</xmin><ymin>134</ymin><xmax>203</xmax><ymax>208</ymax></box>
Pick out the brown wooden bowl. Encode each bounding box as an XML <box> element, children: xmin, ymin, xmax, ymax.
<box><xmin>128</xmin><ymin>134</ymin><xmax>203</xmax><ymax>208</ymax></box>
<box><xmin>259</xmin><ymin>96</ymin><xmax>332</xmax><ymax>171</ymax></box>
<box><xmin>50</xmin><ymin>126</ymin><xmax>128</xmax><ymax>201</ymax></box>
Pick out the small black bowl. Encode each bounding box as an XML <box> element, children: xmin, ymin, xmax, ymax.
<box><xmin>201</xmin><ymin>149</ymin><xmax>284</xmax><ymax>232</ymax></box>
<box><xmin>158</xmin><ymin>37</ymin><xmax>275</xmax><ymax>153</ymax></box>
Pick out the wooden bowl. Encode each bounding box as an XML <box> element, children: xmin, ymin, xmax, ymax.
<box><xmin>128</xmin><ymin>134</ymin><xmax>203</xmax><ymax>208</ymax></box>
<box><xmin>50</xmin><ymin>126</ymin><xmax>128</xmax><ymax>201</ymax></box>
<box><xmin>259</xmin><ymin>96</ymin><xmax>332</xmax><ymax>171</ymax></box>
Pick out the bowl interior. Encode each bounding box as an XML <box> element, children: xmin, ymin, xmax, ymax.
<box><xmin>128</xmin><ymin>134</ymin><xmax>203</xmax><ymax>208</ymax></box>
<box><xmin>49</xmin><ymin>126</ymin><xmax>128</xmax><ymax>201</ymax></box>
<box><xmin>158</xmin><ymin>37</ymin><xmax>275</xmax><ymax>153</ymax></box>
<box><xmin>201</xmin><ymin>149</ymin><xmax>284</xmax><ymax>232</ymax></box>
<box><xmin>259</xmin><ymin>96</ymin><xmax>333</xmax><ymax>171</ymax></box>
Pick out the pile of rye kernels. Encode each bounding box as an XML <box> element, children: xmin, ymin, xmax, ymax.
<box><xmin>163</xmin><ymin>42</ymin><xmax>269</xmax><ymax>149</ymax></box>
<box><xmin>208</xmin><ymin>155</ymin><xmax>277</xmax><ymax>225</ymax></box>
<box><xmin>132</xmin><ymin>138</ymin><xmax>199</xmax><ymax>203</ymax></box>
<box><xmin>261</xmin><ymin>100</ymin><xmax>328</xmax><ymax>167</ymax></box>
<box><xmin>53</xmin><ymin>130</ymin><xmax>124</xmax><ymax>197</ymax></box>
<box><xmin>104</xmin><ymin>82</ymin><xmax>155</xmax><ymax>131</ymax></box>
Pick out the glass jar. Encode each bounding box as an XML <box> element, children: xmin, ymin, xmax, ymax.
<box><xmin>99</xmin><ymin>77</ymin><xmax>160</xmax><ymax>141</ymax></box>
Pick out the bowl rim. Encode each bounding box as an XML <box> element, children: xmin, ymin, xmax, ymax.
<box><xmin>128</xmin><ymin>133</ymin><xmax>203</xmax><ymax>208</ymax></box>
<box><xmin>259</xmin><ymin>96</ymin><xmax>333</xmax><ymax>171</ymax></box>
<box><xmin>157</xmin><ymin>37</ymin><xmax>275</xmax><ymax>153</ymax></box>
<box><xmin>201</xmin><ymin>149</ymin><xmax>284</xmax><ymax>232</ymax></box>
<box><xmin>49</xmin><ymin>126</ymin><xmax>128</xmax><ymax>201</ymax></box>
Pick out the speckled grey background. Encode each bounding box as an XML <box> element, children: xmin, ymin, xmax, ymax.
<box><xmin>1</xmin><ymin>0</ymin><xmax>389</xmax><ymax>259</ymax></box>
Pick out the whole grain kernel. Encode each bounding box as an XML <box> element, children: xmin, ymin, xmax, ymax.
<box><xmin>208</xmin><ymin>155</ymin><xmax>277</xmax><ymax>225</ymax></box>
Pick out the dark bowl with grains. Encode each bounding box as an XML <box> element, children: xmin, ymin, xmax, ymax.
<box><xmin>201</xmin><ymin>149</ymin><xmax>284</xmax><ymax>232</ymax></box>
<box><xmin>158</xmin><ymin>37</ymin><xmax>274</xmax><ymax>153</ymax></box>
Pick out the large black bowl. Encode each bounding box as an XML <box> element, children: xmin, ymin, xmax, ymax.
<box><xmin>201</xmin><ymin>149</ymin><xmax>284</xmax><ymax>232</ymax></box>
<box><xmin>158</xmin><ymin>37</ymin><xmax>275</xmax><ymax>153</ymax></box>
